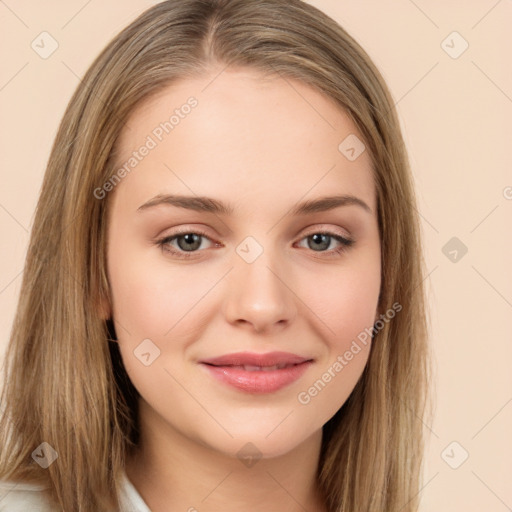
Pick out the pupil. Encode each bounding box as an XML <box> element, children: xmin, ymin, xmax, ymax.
<box><xmin>179</xmin><ymin>233</ymin><xmax>201</xmax><ymax>251</ymax></box>
<box><xmin>310</xmin><ymin>234</ymin><xmax>329</xmax><ymax>251</ymax></box>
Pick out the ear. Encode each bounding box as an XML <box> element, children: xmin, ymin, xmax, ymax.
<box><xmin>96</xmin><ymin>292</ymin><xmax>112</xmax><ymax>321</ymax></box>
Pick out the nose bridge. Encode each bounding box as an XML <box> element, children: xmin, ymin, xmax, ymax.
<box><xmin>223</xmin><ymin>235</ymin><xmax>296</xmax><ymax>330</ymax></box>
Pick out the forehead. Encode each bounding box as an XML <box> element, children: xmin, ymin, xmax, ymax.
<box><xmin>111</xmin><ymin>67</ymin><xmax>376</xmax><ymax>215</ymax></box>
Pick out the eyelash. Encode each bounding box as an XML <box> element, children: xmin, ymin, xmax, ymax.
<box><xmin>156</xmin><ymin>228</ymin><xmax>355</xmax><ymax>260</ymax></box>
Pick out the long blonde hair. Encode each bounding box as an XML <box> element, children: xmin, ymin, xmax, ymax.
<box><xmin>0</xmin><ymin>1</ymin><xmax>431</xmax><ymax>510</ymax></box>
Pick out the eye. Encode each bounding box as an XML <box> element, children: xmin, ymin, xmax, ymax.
<box><xmin>156</xmin><ymin>229</ymin><xmax>216</xmax><ymax>259</ymax></box>
<box><xmin>295</xmin><ymin>231</ymin><xmax>354</xmax><ymax>256</ymax></box>
<box><xmin>156</xmin><ymin>228</ymin><xmax>355</xmax><ymax>260</ymax></box>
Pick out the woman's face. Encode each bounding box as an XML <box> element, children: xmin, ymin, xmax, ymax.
<box><xmin>105</xmin><ymin>67</ymin><xmax>381</xmax><ymax>459</ymax></box>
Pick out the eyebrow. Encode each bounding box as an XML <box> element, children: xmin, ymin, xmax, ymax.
<box><xmin>137</xmin><ymin>193</ymin><xmax>373</xmax><ymax>216</ymax></box>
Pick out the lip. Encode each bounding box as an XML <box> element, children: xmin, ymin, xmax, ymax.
<box><xmin>199</xmin><ymin>351</ymin><xmax>313</xmax><ymax>394</ymax></box>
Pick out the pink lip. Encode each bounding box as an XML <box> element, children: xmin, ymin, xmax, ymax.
<box><xmin>199</xmin><ymin>351</ymin><xmax>313</xmax><ymax>394</ymax></box>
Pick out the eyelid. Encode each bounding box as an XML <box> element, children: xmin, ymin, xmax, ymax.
<box><xmin>156</xmin><ymin>224</ymin><xmax>354</xmax><ymax>258</ymax></box>
<box><xmin>154</xmin><ymin>227</ymin><xmax>218</xmax><ymax>260</ymax></box>
<box><xmin>156</xmin><ymin>227</ymin><xmax>218</xmax><ymax>248</ymax></box>
<box><xmin>299</xmin><ymin>224</ymin><xmax>352</xmax><ymax>242</ymax></box>
<box><xmin>157</xmin><ymin>224</ymin><xmax>352</xmax><ymax>242</ymax></box>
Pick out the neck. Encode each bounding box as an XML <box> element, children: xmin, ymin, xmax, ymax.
<box><xmin>125</xmin><ymin>400</ymin><xmax>328</xmax><ymax>512</ymax></box>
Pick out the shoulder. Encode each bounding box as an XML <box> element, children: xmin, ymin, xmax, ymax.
<box><xmin>0</xmin><ymin>479</ymin><xmax>56</xmax><ymax>512</ymax></box>
<box><xmin>0</xmin><ymin>473</ymin><xmax>151</xmax><ymax>512</ymax></box>
<box><xmin>119</xmin><ymin>471</ymin><xmax>152</xmax><ymax>512</ymax></box>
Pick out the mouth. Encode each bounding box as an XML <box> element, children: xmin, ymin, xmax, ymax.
<box><xmin>207</xmin><ymin>363</ymin><xmax>300</xmax><ymax>371</ymax></box>
<box><xmin>199</xmin><ymin>351</ymin><xmax>314</xmax><ymax>394</ymax></box>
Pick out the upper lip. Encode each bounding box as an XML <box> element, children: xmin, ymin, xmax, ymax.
<box><xmin>200</xmin><ymin>351</ymin><xmax>313</xmax><ymax>368</ymax></box>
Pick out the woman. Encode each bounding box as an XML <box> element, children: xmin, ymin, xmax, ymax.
<box><xmin>0</xmin><ymin>0</ymin><xmax>430</xmax><ymax>510</ymax></box>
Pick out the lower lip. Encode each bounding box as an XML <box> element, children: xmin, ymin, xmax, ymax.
<box><xmin>200</xmin><ymin>361</ymin><xmax>312</xmax><ymax>393</ymax></box>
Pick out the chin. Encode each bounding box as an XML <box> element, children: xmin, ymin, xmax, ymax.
<box><xmin>201</xmin><ymin>424</ymin><xmax>319</xmax><ymax>461</ymax></box>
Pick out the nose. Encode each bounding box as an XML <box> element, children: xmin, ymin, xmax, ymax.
<box><xmin>223</xmin><ymin>249</ymin><xmax>297</xmax><ymax>334</ymax></box>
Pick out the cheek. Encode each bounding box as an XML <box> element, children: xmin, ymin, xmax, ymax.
<box><xmin>107</xmin><ymin>248</ymin><xmax>222</xmax><ymax>393</ymax></box>
<box><xmin>108</xmin><ymin>245</ymin><xmax>216</xmax><ymax>340</ymax></box>
<box><xmin>327</xmin><ymin>275</ymin><xmax>379</xmax><ymax>350</ymax></box>
<box><xmin>295</xmin><ymin>255</ymin><xmax>381</xmax><ymax>350</ymax></box>
<box><xmin>292</xmin><ymin>255</ymin><xmax>379</xmax><ymax>414</ymax></box>
<box><xmin>108</xmin><ymin>225</ymin><xmax>380</xmax><ymax>411</ymax></box>
<box><xmin>294</xmin><ymin>293</ymin><xmax>375</xmax><ymax>424</ymax></box>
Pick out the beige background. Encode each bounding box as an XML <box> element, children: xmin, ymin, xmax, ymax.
<box><xmin>1</xmin><ymin>1</ymin><xmax>511</xmax><ymax>510</ymax></box>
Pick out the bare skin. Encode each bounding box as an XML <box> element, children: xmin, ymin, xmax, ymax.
<box><xmin>103</xmin><ymin>65</ymin><xmax>381</xmax><ymax>511</ymax></box>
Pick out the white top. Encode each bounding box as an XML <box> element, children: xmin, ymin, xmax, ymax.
<box><xmin>0</xmin><ymin>470</ymin><xmax>151</xmax><ymax>512</ymax></box>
